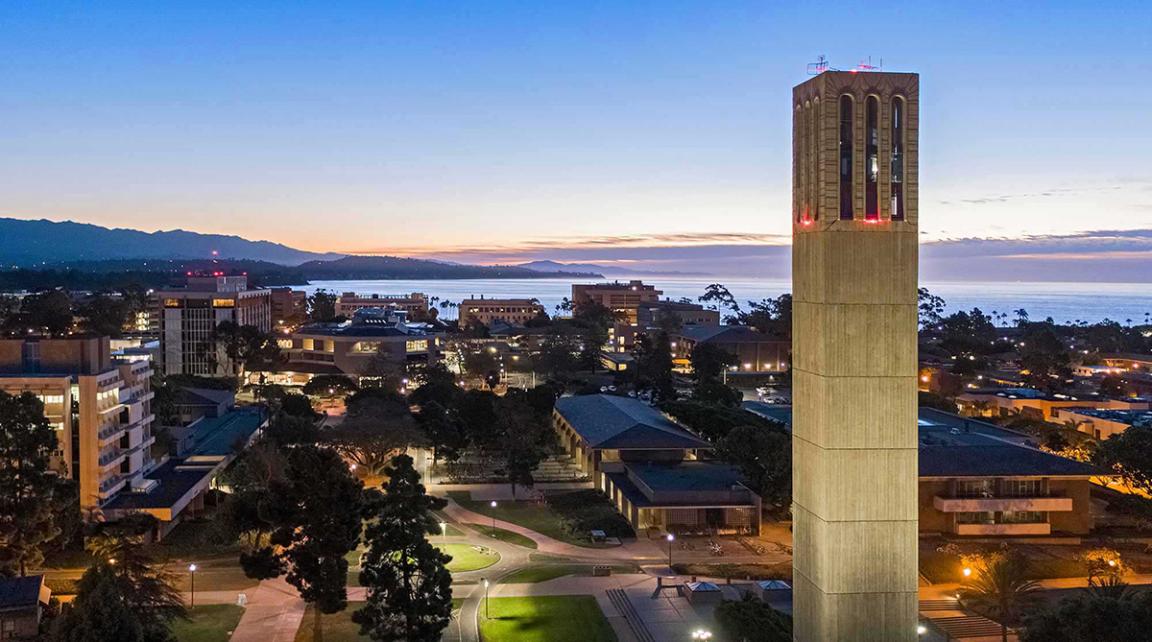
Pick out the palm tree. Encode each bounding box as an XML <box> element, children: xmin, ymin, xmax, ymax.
<box><xmin>960</xmin><ymin>551</ymin><xmax>1041</xmax><ymax>642</ymax></box>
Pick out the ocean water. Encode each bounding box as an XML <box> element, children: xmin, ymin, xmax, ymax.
<box><xmin>304</xmin><ymin>278</ymin><xmax>1152</xmax><ymax>326</ymax></box>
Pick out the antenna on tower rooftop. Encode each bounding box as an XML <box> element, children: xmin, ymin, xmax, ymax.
<box><xmin>806</xmin><ymin>54</ymin><xmax>829</xmax><ymax>75</ymax></box>
<box><xmin>855</xmin><ymin>56</ymin><xmax>883</xmax><ymax>71</ymax></box>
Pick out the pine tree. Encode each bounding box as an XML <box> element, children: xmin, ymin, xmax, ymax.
<box><xmin>0</xmin><ymin>391</ymin><xmax>69</xmax><ymax>576</ymax></box>
<box><xmin>354</xmin><ymin>455</ymin><xmax>453</xmax><ymax>642</ymax></box>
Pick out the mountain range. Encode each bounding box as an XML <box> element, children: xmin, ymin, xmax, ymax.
<box><xmin>514</xmin><ymin>260</ymin><xmax>703</xmax><ymax>277</ymax></box>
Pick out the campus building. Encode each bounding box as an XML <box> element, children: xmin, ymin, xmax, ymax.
<box><xmin>743</xmin><ymin>404</ymin><xmax>1100</xmax><ymax>537</ymax></box>
<box><xmin>572</xmin><ymin>281</ymin><xmax>664</xmax><ymax>352</ymax></box>
<box><xmin>253</xmin><ymin>308</ymin><xmax>441</xmax><ymax>386</ymax></box>
<box><xmin>335</xmin><ymin>292</ymin><xmax>429</xmax><ymax>318</ymax></box>
<box><xmin>552</xmin><ymin>394</ymin><xmax>762</xmax><ymax>536</ymax></box>
<box><xmin>0</xmin><ymin>575</ymin><xmax>51</xmax><ymax>640</ymax></box>
<box><xmin>0</xmin><ymin>336</ymin><xmax>156</xmax><ymax>514</ymax></box>
<box><xmin>155</xmin><ymin>275</ymin><xmax>271</xmax><ymax>376</ymax></box>
<box><xmin>459</xmin><ymin>297</ymin><xmax>545</xmax><ymax>327</ymax></box>
<box><xmin>790</xmin><ymin>69</ymin><xmax>921</xmax><ymax>639</ymax></box>
<box><xmin>268</xmin><ymin>287</ymin><xmax>307</xmax><ymax>329</ymax></box>
<box><xmin>957</xmin><ymin>388</ymin><xmax>1148</xmax><ymax>422</ymax></box>
<box><xmin>1050</xmin><ymin>406</ymin><xmax>1152</xmax><ymax>440</ymax></box>
<box><xmin>671</xmin><ymin>325</ymin><xmax>790</xmax><ymax>374</ymax></box>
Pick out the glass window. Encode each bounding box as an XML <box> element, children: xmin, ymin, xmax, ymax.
<box><xmin>865</xmin><ymin>96</ymin><xmax>879</xmax><ymax>220</ymax></box>
<box><xmin>955</xmin><ymin>479</ymin><xmax>995</xmax><ymax>498</ymax></box>
<box><xmin>839</xmin><ymin>95</ymin><xmax>854</xmax><ymax>220</ymax></box>
<box><xmin>890</xmin><ymin>96</ymin><xmax>905</xmax><ymax>220</ymax></box>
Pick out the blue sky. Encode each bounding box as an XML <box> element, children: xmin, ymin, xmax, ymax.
<box><xmin>1</xmin><ymin>1</ymin><xmax>1150</xmax><ymax>275</ymax></box>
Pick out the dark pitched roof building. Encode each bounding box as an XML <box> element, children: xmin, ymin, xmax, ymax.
<box><xmin>553</xmin><ymin>395</ymin><xmax>711</xmax><ymax>450</ymax></box>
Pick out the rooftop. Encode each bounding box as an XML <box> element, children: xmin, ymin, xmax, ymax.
<box><xmin>554</xmin><ymin>394</ymin><xmax>711</xmax><ymax>450</ymax></box>
<box><xmin>0</xmin><ymin>575</ymin><xmax>47</xmax><ymax>610</ymax></box>
<box><xmin>677</xmin><ymin>325</ymin><xmax>783</xmax><ymax>344</ymax></box>
<box><xmin>186</xmin><ymin>407</ymin><xmax>266</xmax><ymax>457</ymax></box>
<box><xmin>1067</xmin><ymin>408</ymin><xmax>1152</xmax><ymax>428</ymax></box>
<box><xmin>102</xmin><ymin>460</ymin><xmax>216</xmax><ymax>511</ymax></box>
<box><xmin>627</xmin><ymin>461</ymin><xmax>747</xmax><ymax>493</ymax></box>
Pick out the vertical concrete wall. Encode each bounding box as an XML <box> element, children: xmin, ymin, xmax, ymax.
<box><xmin>791</xmin><ymin>71</ymin><xmax>920</xmax><ymax>641</ymax></box>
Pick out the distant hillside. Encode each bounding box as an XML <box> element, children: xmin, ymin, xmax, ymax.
<box><xmin>0</xmin><ymin>217</ymin><xmax>341</xmax><ymax>266</ymax></box>
<box><xmin>301</xmin><ymin>256</ymin><xmax>600</xmax><ymax>280</ymax></box>
<box><xmin>516</xmin><ymin>259</ymin><xmax>702</xmax><ymax>277</ymax></box>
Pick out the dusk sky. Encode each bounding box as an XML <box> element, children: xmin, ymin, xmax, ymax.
<box><xmin>2</xmin><ymin>2</ymin><xmax>1150</xmax><ymax>276</ymax></box>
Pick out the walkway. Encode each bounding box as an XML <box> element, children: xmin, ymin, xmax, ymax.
<box><xmin>227</xmin><ymin>578</ymin><xmax>306</xmax><ymax>642</ymax></box>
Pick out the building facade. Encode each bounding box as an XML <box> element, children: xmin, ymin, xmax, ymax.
<box><xmin>671</xmin><ymin>325</ymin><xmax>790</xmax><ymax>374</ymax></box>
<box><xmin>155</xmin><ymin>275</ymin><xmax>271</xmax><ymax>376</ymax></box>
<box><xmin>459</xmin><ymin>297</ymin><xmax>545</xmax><ymax>327</ymax></box>
<box><xmin>335</xmin><ymin>292</ymin><xmax>429</xmax><ymax>318</ymax></box>
<box><xmin>791</xmin><ymin>70</ymin><xmax>920</xmax><ymax>640</ymax></box>
<box><xmin>268</xmin><ymin>287</ymin><xmax>307</xmax><ymax>329</ymax></box>
<box><xmin>0</xmin><ymin>337</ymin><xmax>156</xmax><ymax>514</ymax></box>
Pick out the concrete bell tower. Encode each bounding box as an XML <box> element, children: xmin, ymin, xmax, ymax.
<box><xmin>790</xmin><ymin>70</ymin><xmax>920</xmax><ymax>640</ymax></box>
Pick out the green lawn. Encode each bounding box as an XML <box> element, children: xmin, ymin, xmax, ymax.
<box><xmin>441</xmin><ymin>543</ymin><xmax>500</xmax><ymax>573</ymax></box>
<box><xmin>501</xmin><ymin>564</ymin><xmax>640</xmax><ymax>584</ymax></box>
<box><xmin>173</xmin><ymin>557</ymin><xmax>261</xmax><ymax>592</ymax></box>
<box><xmin>467</xmin><ymin>524</ymin><xmax>539</xmax><ymax>549</ymax></box>
<box><xmin>448</xmin><ymin>491</ymin><xmax>625</xmax><ymax>548</ymax></box>
<box><xmin>172</xmin><ymin>605</ymin><xmax>245</xmax><ymax>642</ymax></box>
<box><xmin>479</xmin><ymin>596</ymin><xmax>617</xmax><ymax>642</ymax></box>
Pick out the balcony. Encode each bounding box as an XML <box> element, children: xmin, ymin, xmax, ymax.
<box><xmin>955</xmin><ymin>523</ymin><xmax>1051</xmax><ymax>536</ymax></box>
<box><xmin>934</xmin><ymin>495</ymin><xmax>1074</xmax><ymax>513</ymax></box>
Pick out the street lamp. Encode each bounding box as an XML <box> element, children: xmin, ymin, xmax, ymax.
<box><xmin>188</xmin><ymin>563</ymin><xmax>198</xmax><ymax>608</ymax></box>
<box><xmin>490</xmin><ymin>501</ymin><xmax>498</xmax><ymax>534</ymax></box>
<box><xmin>691</xmin><ymin>630</ymin><xmax>713</xmax><ymax>640</ymax></box>
<box><xmin>962</xmin><ymin>566</ymin><xmax>972</xmax><ymax>578</ymax></box>
<box><xmin>440</xmin><ymin>521</ymin><xmax>448</xmax><ymax>544</ymax></box>
<box><xmin>482</xmin><ymin>578</ymin><xmax>490</xmax><ymax>619</ymax></box>
<box><xmin>917</xmin><ymin>624</ymin><xmax>927</xmax><ymax>636</ymax></box>
<box><xmin>666</xmin><ymin>533</ymin><xmax>675</xmax><ymax>569</ymax></box>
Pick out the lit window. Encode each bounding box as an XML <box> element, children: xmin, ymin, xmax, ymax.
<box><xmin>890</xmin><ymin>96</ymin><xmax>906</xmax><ymax>220</ymax></box>
<box><xmin>838</xmin><ymin>95</ymin><xmax>854</xmax><ymax>220</ymax></box>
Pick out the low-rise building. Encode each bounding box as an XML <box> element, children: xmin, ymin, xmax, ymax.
<box><xmin>268</xmin><ymin>287</ymin><xmax>307</xmax><ymax>329</ymax></box>
<box><xmin>553</xmin><ymin>394</ymin><xmax>761</xmax><ymax>535</ymax></box>
<box><xmin>957</xmin><ymin>387</ymin><xmax>1149</xmax><ymax>422</ymax></box>
<box><xmin>254</xmin><ymin>308</ymin><xmax>440</xmax><ymax>386</ymax></box>
<box><xmin>671</xmin><ymin>325</ymin><xmax>790</xmax><ymax>374</ymax></box>
<box><xmin>335</xmin><ymin>292</ymin><xmax>428</xmax><ymax>318</ymax></box>
<box><xmin>459</xmin><ymin>297</ymin><xmax>545</xmax><ymax>327</ymax></box>
<box><xmin>636</xmin><ymin>300</ymin><xmax>720</xmax><ymax>330</ymax></box>
<box><xmin>743</xmin><ymin>403</ymin><xmax>1101</xmax><ymax>537</ymax></box>
<box><xmin>1050</xmin><ymin>407</ymin><xmax>1152</xmax><ymax>440</ymax></box>
<box><xmin>0</xmin><ymin>575</ymin><xmax>51</xmax><ymax>640</ymax></box>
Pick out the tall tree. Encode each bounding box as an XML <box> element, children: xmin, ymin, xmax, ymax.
<box><xmin>698</xmin><ymin>283</ymin><xmax>740</xmax><ymax>314</ymax></box>
<box><xmin>213</xmin><ymin>321</ymin><xmax>281</xmax><ymax>377</ymax></box>
<box><xmin>632</xmin><ymin>331</ymin><xmax>676</xmax><ymax>402</ymax></box>
<box><xmin>1096</xmin><ymin>427</ymin><xmax>1152</xmax><ymax>496</ymax></box>
<box><xmin>497</xmin><ymin>389</ymin><xmax>558</xmax><ymax>498</ymax></box>
<box><xmin>79</xmin><ymin>292</ymin><xmax>130</xmax><ymax>337</ymax></box>
<box><xmin>1022</xmin><ymin>578</ymin><xmax>1152</xmax><ymax>642</ymax></box>
<box><xmin>326</xmin><ymin>391</ymin><xmax>427</xmax><ymax>477</ymax></box>
<box><xmin>689</xmin><ymin>343</ymin><xmax>741</xmax><ymax>406</ymax></box>
<box><xmin>83</xmin><ymin>514</ymin><xmax>186</xmax><ymax>641</ymax></box>
<box><xmin>734</xmin><ymin>294</ymin><xmax>793</xmax><ymax>340</ymax></box>
<box><xmin>0</xmin><ymin>391</ymin><xmax>69</xmax><ymax>576</ymax></box>
<box><xmin>308</xmin><ymin>289</ymin><xmax>338</xmax><ymax>321</ymax></box>
<box><xmin>719</xmin><ymin>424</ymin><xmax>792</xmax><ymax>511</ymax></box>
<box><xmin>19</xmin><ymin>289</ymin><xmax>74</xmax><ymax>335</ymax></box>
<box><xmin>240</xmin><ymin>446</ymin><xmax>363</xmax><ymax>619</ymax></box>
<box><xmin>353</xmin><ymin>455</ymin><xmax>453</xmax><ymax>642</ymax></box>
<box><xmin>715</xmin><ymin>594</ymin><xmax>792</xmax><ymax>642</ymax></box>
<box><xmin>55</xmin><ymin>563</ymin><xmax>147</xmax><ymax>642</ymax></box>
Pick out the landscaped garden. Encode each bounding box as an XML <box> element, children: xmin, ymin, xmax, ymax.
<box><xmin>478</xmin><ymin>596</ymin><xmax>618</xmax><ymax>642</ymax></box>
<box><xmin>501</xmin><ymin>563</ymin><xmax>641</xmax><ymax>584</ymax></box>
<box><xmin>172</xmin><ymin>604</ymin><xmax>245</xmax><ymax>642</ymax></box>
<box><xmin>294</xmin><ymin>600</ymin><xmax>465</xmax><ymax>642</ymax></box>
<box><xmin>440</xmin><ymin>543</ymin><xmax>500</xmax><ymax>572</ymax></box>
<box><xmin>467</xmin><ymin>524</ymin><xmax>539</xmax><ymax>549</ymax></box>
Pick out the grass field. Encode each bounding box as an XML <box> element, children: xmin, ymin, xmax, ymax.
<box><xmin>441</xmin><ymin>543</ymin><xmax>500</xmax><ymax>572</ymax></box>
<box><xmin>479</xmin><ymin>596</ymin><xmax>617</xmax><ymax>642</ymax></box>
<box><xmin>294</xmin><ymin>603</ymin><xmax>369</xmax><ymax>642</ymax></box>
<box><xmin>466</xmin><ymin>524</ymin><xmax>539</xmax><ymax>549</ymax></box>
<box><xmin>501</xmin><ymin>564</ymin><xmax>641</xmax><ymax>584</ymax></box>
<box><xmin>172</xmin><ymin>605</ymin><xmax>245</xmax><ymax>642</ymax></box>
<box><xmin>448</xmin><ymin>491</ymin><xmax>623</xmax><ymax>548</ymax></box>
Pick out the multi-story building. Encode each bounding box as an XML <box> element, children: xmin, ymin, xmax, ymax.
<box><xmin>1050</xmin><ymin>407</ymin><xmax>1152</xmax><ymax>440</ymax></box>
<box><xmin>154</xmin><ymin>275</ymin><xmax>271</xmax><ymax>376</ymax></box>
<box><xmin>790</xmin><ymin>69</ymin><xmax>921</xmax><ymax>639</ymax></box>
<box><xmin>268</xmin><ymin>287</ymin><xmax>307</xmax><ymax>330</ymax></box>
<box><xmin>571</xmin><ymin>280</ymin><xmax>662</xmax><ymax>324</ymax></box>
<box><xmin>0</xmin><ymin>336</ymin><xmax>155</xmax><ymax>515</ymax></box>
<box><xmin>671</xmin><ymin>325</ymin><xmax>790</xmax><ymax>374</ymax></box>
<box><xmin>335</xmin><ymin>292</ymin><xmax>429</xmax><ymax>318</ymax></box>
<box><xmin>459</xmin><ymin>297</ymin><xmax>545</xmax><ymax>327</ymax></box>
<box><xmin>253</xmin><ymin>308</ymin><xmax>441</xmax><ymax>386</ymax></box>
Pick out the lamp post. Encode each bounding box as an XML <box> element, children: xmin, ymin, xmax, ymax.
<box><xmin>691</xmin><ymin>630</ymin><xmax>713</xmax><ymax>640</ymax></box>
<box><xmin>188</xmin><ymin>563</ymin><xmax>198</xmax><ymax>608</ymax></box>
<box><xmin>482</xmin><ymin>578</ymin><xmax>490</xmax><ymax>619</ymax></box>
<box><xmin>440</xmin><ymin>521</ymin><xmax>448</xmax><ymax>545</ymax></box>
<box><xmin>666</xmin><ymin>533</ymin><xmax>675</xmax><ymax>570</ymax></box>
<box><xmin>490</xmin><ymin>501</ymin><xmax>498</xmax><ymax>534</ymax></box>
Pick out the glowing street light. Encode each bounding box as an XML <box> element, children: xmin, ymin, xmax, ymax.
<box><xmin>440</xmin><ymin>521</ymin><xmax>448</xmax><ymax>544</ymax></box>
<box><xmin>188</xmin><ymin>563</ymin><xmax>198</xmax><ymax>607</ymax></box>
<box><xmin>482</xmin><ymin>578</ymin><xmax>491</xmax><ymax>619</ymax></box>
<box><xmin>490</xmin><ymin>501</ymin><xmax>498</xmax><ymax>534</ymax></box>
<box><xmin>691</xmin><ymin>630</ymin><xmax>713</xmax><ymax>640</ymax></box>
<box><xmin>917</xmin><ymin>624</ymin><xmax>927</xmax><ymax>636</ymax></box>
<box><xmin>962</xmin><ymin>567</ymin><xmax>972</xmax><ymax>578</ymax></box>
<box><xmin>666</xmin><ymin>533</ymin><xmax>675</xmax><ymax>569</ymax></box>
